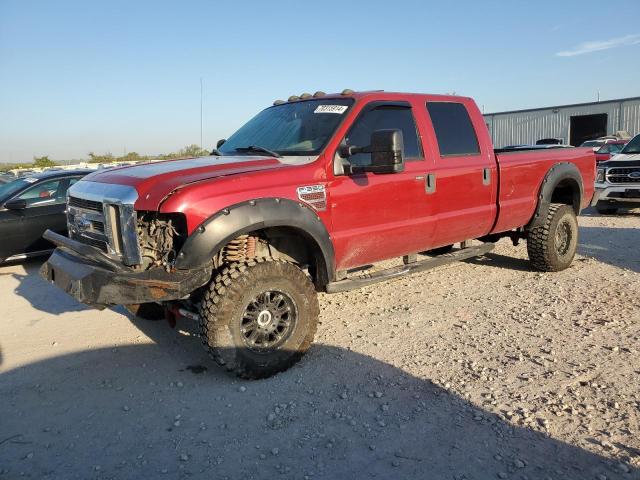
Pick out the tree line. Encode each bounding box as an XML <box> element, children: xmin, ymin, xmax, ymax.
<box><xmin>0</xmin><ymin>145</ymin><xmax>211</xmax><ymax>173</ymax></box>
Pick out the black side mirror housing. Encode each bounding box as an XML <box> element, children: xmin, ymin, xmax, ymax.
<box><xmin>4</xmin><ymin>198</ymin><xmax>27</xmax><ymax>210</ymax></box>
<box><xmin>216</xmin><ymin>139</ymin><xmax>226</xmax><ymax>149</ymax></box>
<box><xmin>341</xmin><ymin>129</ymin><xmax>405</xmax><ymax>174</ymax></box>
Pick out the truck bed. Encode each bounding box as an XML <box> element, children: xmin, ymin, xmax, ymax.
<box><xmin>492</xmin><ymin>147</ymin><xmax>595</xmax><ymax>234</ymax></box>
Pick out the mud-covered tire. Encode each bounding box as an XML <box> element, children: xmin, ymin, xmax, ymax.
<box><xmin>527</xmin><ymin>203</ymin><xmax>578</xmax><ymax>272</ymax></box>
<box><xmin>596</xmin><ymin>205</ymin><xmax>618</xmax><ymax>215</ymax></box>
<box><xmin>124</xmin><ymin>303</ymin><xmax>165</xmax><ymax>320</ymax></box>
<box><xmin>199</xmin><ymin>258</ymin><xmax>319</xmax><ymax>379</ymax></box>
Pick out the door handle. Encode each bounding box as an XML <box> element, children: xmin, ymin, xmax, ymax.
<box><xmin>425</xmin><ymin>173</ymin><xmax>436</xmax><ymax>194</ymax></box>
<box><xmin>482</xmin><ymin>168</ymin><xmax>491</xmax><ymax>186</ymax></box>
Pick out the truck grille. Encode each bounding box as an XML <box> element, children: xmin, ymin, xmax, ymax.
<box><xmin>66</xmin><ymin>183</ymin><xmax>142</xmax><ymax>265</ymax></box>
<box><xmin>606</xmin><ymin>167</ymin><xmax>640</xmax><ymax>184</ymax></box>
<box><xmin>68</xmin><ymin>196</ymin><xmax>103</xmax><ymax>212</ymax></box>
<box><xmin>67</xmin><ymin>198</ymin><xmax>111</xmax><ymax>253</ymax></box>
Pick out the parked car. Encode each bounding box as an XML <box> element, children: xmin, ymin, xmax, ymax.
<box><xmin>592</xmin><ymin>133</ymin><xmax>640</xmax><ymax>214</ymax></box>
<box><xmin>0</xmin><ymin>169</ymin><xmax>90</xmax><ymax>263</ymax></box>
<box><xmin>595</xmin><ymin>140</ymin><xmax>628</xmax><ymax>163</ymax></box>
<box><xmin>580</xmin><ymin>138</ymin><xmax>621</xmax><ymax>151</ymax></box>
<box><xmin>0</xmin><ymin>173</ymin><xmax>17</xmax><ymax>184</ymax></box>
<box><xmin>41</xmin><ymin>90</ymin><xmax>595</xmax><ymax>379</ymax></box>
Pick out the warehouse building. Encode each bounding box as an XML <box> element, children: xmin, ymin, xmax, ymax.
<box><xmin>484</xmin><ymin>96</ymin><xmax>640</xmax><ymax>148</ymax></box>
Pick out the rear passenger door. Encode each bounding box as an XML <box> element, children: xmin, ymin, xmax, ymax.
<box><xmin>424</xmin><ymin>102</ymin><xmax>497</xmax><ymax>246</ymax></box>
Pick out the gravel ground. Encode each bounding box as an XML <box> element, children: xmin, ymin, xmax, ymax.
<box><xmin>0</xmin><ymin>208</ymin><xmax>639</xmax><ymax>480</ymax></box>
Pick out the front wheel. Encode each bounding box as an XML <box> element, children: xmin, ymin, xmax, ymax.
<box><xmin>526</xmin><ymin>203</ymin><xmax>579</xmax><ymax>272</ymax></box>
<box><xmin>199</xmin><ymin>258</ymin><xmax>319</xmax><ymax>379</ymax></box>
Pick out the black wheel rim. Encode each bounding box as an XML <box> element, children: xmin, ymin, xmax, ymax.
<box><xmin>555</xmin><ymin>220</ymin><xmax>572</xmax><ymax>257</ymax></box>
<box><xmin>240</xmin><ymin>290</ymin><xmax>297</xmax><ymax>352</ymax></box>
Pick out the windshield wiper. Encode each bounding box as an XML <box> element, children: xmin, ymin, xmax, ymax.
<box><xmin>234</xmin><ymin>145</ymin><xmax>281</xmax><ymax>158</ymax></box>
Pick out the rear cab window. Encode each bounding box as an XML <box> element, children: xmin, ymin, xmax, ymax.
<box><xmin>426</xmin><ymin>102</ymin><xmax>480</xmax><ymax>157</ymax></box>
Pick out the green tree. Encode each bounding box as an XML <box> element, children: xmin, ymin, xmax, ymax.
<box><xmin>33</xmin><ymin>155</ymin><xmax>56</xmax><ymax>168</ymax></box>
<box><xmin>88</xmin><ymin>152</ymin><xmax>115</xmax><ymax>164</ymax></box>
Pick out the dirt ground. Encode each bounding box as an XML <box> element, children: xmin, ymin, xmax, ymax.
<box><xmin>1</xmin><ymin>208</ymin><xmax>639</xmax><ymax>480</ymax></box>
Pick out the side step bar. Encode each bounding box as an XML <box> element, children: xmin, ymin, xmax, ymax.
<box><xmin>325</xmin><ymin>243</ymin><xmax>495</xmax><ymax>294</ymax></box>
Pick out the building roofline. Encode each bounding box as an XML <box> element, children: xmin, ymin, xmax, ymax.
<box><xmin>484</xmin><ymin>96</ymin><xmax>640</xmax><ymax>117</ymax></box>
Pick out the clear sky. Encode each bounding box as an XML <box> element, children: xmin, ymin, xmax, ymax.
<box><xmin>1</xmin><ymin>0</ymin><xmax>639</xmax><ymax>163</ymax></box>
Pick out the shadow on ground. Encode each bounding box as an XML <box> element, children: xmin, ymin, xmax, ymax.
<box><xmin>3</xmin><ymin>258</ymin><xmax>90</xmax><ymax>315</ymax></box>
<box><xmin>0</xmin><ymin>313</ymin><xmax>634</xmax><ymax>480</ymax></box>
<box><xmin>579</xmin><ymin>226</ymin><xmax>640</xmax><ymax>273</ymax></box>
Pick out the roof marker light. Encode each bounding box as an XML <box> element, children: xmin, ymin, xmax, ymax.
<box><xmin>313</xmin><ymin>91</ymin><xmax>326</xmax><ymax>97</ymax></box>
<box><xmin>288</xmin><ymin>95</ymin><xmax>300</xmax><ymax>102</ymax></box>
<box><xmin>300</xmin><ymin>92</ymin><xmax>312</xmax><ymax>99</ymax></box>
<box><xmin>341</xmin><ymin>89</ymin><xmax>354</xmax><ymax>95</ymax></box>
<box><xmin>273</xmin><ymin>100</ymin><xmax>285</xmax><ymax>105</ymax></box>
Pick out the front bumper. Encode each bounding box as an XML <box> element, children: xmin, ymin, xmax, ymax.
<box><xmin>40</xmin><ymin>230</ymin><xmax>212</xmax><ymax>308</ymax></box>
<box><xmin>590</xmin><ymin>184</ymin><xmax>640</xmax><ymax>208</ymax></box>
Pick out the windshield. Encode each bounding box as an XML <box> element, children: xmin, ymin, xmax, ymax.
<box><xmin>0</xmin><ymin>177</ymin><xmax>32</xmax><ymax>202</ymax></box>
<box><xmin>218</xmin><ymin>99</ymin><xmax>354</xmax><ymax>156</ymax></box>
<box><xmin>621</xmin><ymin>135</ymin><xmax>640</xmax><ymax>154</ymax></box>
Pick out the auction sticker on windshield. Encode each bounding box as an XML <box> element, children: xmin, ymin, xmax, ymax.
<box><xmin>314</xmin><ymin>105</ymin><xmax>348</xmax><ymax>114</ymax></box>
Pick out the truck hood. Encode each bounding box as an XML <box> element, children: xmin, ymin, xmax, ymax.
<box><xmin>83</xmin><ymin>155</ymin><xmax>290</xmax><ymax>209</ymax></box>
<box><xmin>607</xmin><ymin>153</ymin><xmax>640</xmax><ymax>162</ymax></box>
<box><xmin>600</xmin><ymin>153</ymin><xmax>640</xmax><ymax>167</ymax></box>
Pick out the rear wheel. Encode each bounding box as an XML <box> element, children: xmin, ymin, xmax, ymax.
<box><xmin>124</xmin><ymin>303</ymin><xmax>165</xmax><ymax>320</ymax></box>
<box><xmin>199</xmin><ymin>258</ymin><xmax>319</xmax><ymax>379</ymax></box>
<box><xmin>526</xmin><ymin>203</ymin><xmax>578</xmax><ymax>272</ymax></box>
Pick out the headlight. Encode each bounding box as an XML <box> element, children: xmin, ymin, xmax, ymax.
<box><xmin>596</xmin><ymin>168</ymin><xmax>606</xmax><ymax>183</ymax></box>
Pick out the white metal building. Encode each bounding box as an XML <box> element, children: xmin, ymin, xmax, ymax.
<box><xmin>484</xmin><ymin>96</ymin><xmax>640</xmax><ymax>148</ymax></box>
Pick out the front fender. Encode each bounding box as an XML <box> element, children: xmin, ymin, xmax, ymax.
<box><xmin>174</xmin><ymin>198</ymin><xmax>335</xmax><ymax>282</ymax></box>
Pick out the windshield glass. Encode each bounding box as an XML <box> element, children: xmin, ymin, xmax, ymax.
<box><xmin>218</xmin><ymin>99</ymin><xmax>354</xmax><ymax>156</ymax></box>
<box><xmin>0</xmin><ymin>177</ymin><xmax>32</xmax><ymax>202</ymax></box>
<box><xmin>621</xmin><ymin>135</ymin><xmax>640</xmax><ymax>154</ymax></box>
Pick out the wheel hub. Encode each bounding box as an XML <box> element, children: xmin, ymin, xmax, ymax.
<box><xmin>555</xmin><ymin>220</ymin><xmax>572</xmax><ymax>256</ymax></box>
<box><xmin>257</xmin><ymin>310</ymin><xmax>273</xmax><ymax>328</ymax></box>
<box><xmin>240</xmin><ymin>290</ymin><xmax>297</xmax><ymax>351</ymax></box>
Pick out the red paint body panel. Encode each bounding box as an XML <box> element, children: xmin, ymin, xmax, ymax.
<box><xmin>81</xmin><ymin>91</ymin><xmax>597</xmax><ymax>275</ymax></box>
<box><xmin>492</xmin><ymin>147</ymin><xmax>595</xmax><ymax>234</ymax></box>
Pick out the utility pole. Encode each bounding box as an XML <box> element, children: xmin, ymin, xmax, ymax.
<box><xmin>597</xmin><ymin>90</ymin><xmax>600</xmax><ymax>102</ymax></box>
<box><xmin>200</xmin><ymin>77</ymin><xmax>204</xmax><ymax>151</ymax></box>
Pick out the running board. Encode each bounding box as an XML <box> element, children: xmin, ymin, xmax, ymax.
<box><xmin>325</xmin><ymin>243</ymin><xmax>495</xmax><ymax>293</ymax></box>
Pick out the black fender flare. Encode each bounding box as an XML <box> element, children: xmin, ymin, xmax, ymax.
<box><xmin>528</xmin><ymin>162</ymin><xmax>584</xmax><ymax>229</ymax></box>
<box><xmin>174</xmin><ymin>198</ymin><xmax>335</xmax><ymax>284</ymax></box>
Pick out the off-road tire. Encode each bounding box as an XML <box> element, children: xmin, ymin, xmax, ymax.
<box><xmin>124</xmin><ymin>303</ymin><xmax>165</xmax><ymax>320</ymax></box>
<box><xmin>527</xmin><ymin>203</ymin><xmax>578</xmax><ymax>272</ymax></box>
<box><xmin>596</xmin><ymin>205</ymin><xmax>618</xmax><ymax>215</ymax></box>
<box><xmin>199</xmin><ymin>258</ymin><xmax>319</xmax><ymax>379</ymax></box>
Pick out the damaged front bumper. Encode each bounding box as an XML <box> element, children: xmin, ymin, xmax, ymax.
<box><xmin>40</xmin><ymin>230</ymin><xmax>211</xmax><ymax>308</ymax></box>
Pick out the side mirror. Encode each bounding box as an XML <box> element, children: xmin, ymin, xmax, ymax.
<box><xmin>341</xmin><ymin>129</ymin><xmax>405</xmax><ymax>174</ymax></box>
<box><xmin>216</xmin><ymin>139</ymin><xmax>226</xmax><ymax>149</ymax></box>
<box><xmin>4</xmin><ymin>198</ymin><xmax>27</xmax><ymax>210</ymax></box>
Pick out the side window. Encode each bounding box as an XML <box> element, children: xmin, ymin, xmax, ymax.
<box><xmin>16</xmin><ymin>179</ymin><xmax>64</xmax><ymax>207</ymax></box>
<box><xmin>345</xmin><ymin>105</ymin><xmax>422</xmax><ymax>166</ymax></box>
<box><xmin>426</xmin><ymin>102</ymin><xmax>480</xmax><ymax>156</ymax></box>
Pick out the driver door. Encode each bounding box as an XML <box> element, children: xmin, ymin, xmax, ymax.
<box><xmin>328</xmin><ymin>101</ymin><xmax>434</xmax><ymax>270</ymax></box>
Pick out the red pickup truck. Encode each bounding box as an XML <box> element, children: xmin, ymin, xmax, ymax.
<box><xmin>41</xmin><ymin>90</ymin><xmax>595</xmax><ymax>378</ymax></box>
